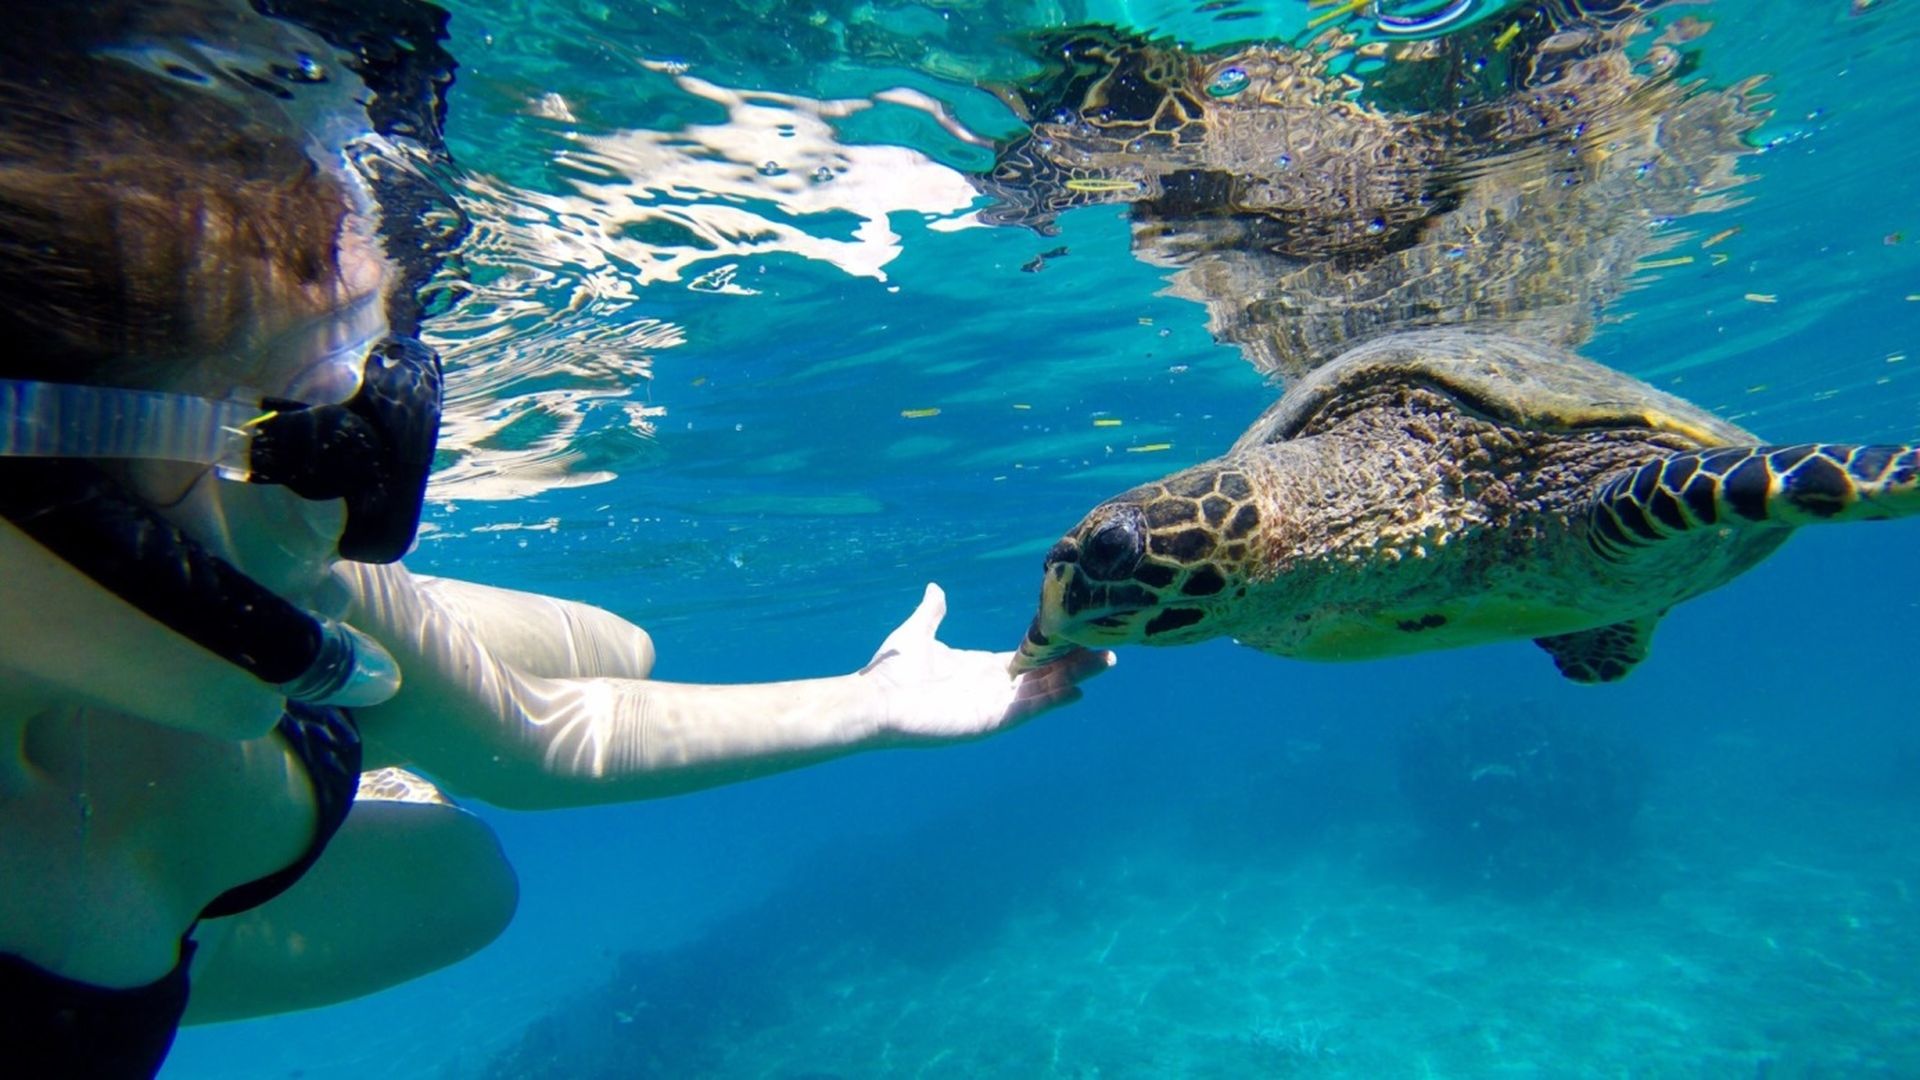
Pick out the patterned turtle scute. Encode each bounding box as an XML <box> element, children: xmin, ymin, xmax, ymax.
<box><xmin>1781</xmin><ymin>454</ymin><xmax>1851</xmax><ymax>516</ymax></box>
<box><xmin>1591</xmin><ymin>444</ymin><xmax>1920</xmax><ymax>557</ymax></box>
<box><xmin>1145</xmin><ymin>499</ymin><xmax>1198</xmax><ymax>528</ymax></box>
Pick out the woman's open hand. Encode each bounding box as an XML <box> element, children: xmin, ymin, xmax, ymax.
<box><xmin>859</xmin><ymin>583</ymin><xmax>1113</xmax><ymax>744</ymax></box>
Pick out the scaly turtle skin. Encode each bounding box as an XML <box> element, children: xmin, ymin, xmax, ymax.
<box><xmin>1013</xmin><ymin>331</ymin><xmax>1920</xmax><ymax>682</ymax></box>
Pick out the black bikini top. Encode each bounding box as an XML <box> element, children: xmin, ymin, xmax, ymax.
<box><xmin>0</xmin><ymin>940</ymin><xmax>199</xmax><ymax>1080</ymax></box>
<box><xmin>202</xmin><ymin>703</ymin><xmax>364</xmax><ymax>919</ymax></box>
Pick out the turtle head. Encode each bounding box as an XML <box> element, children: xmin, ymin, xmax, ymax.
<box><xmin>1013</xmin><ymin>462</ymin><xmax>1264</xmax><ymax>671</ymax></box>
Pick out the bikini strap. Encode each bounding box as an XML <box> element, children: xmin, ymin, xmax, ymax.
<box><xmin>199</xmin><ymin>704</ymin><xmax>363</xmax><ymax>919</ymax></box>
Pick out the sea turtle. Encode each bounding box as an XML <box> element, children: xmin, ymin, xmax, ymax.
<box><xmin>1011</xmin><ymin>330</ymin><xmax>1920</xmax><ymax>681</ymax></box>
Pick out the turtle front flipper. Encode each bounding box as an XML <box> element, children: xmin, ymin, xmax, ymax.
<box><xmin>1535</xmin><ymin>614</ymin><xmax>1662</xmax><ymax>683</ymax></box>
<box><xmin>1588</xmin><ymin>444</ymin><xmax>1920</xmax><ymax>559</ymax></box>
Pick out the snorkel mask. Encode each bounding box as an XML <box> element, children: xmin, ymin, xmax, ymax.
<box><xmin>0</xmin><ymin>326</ymin><xmax>441</xmax><ymax>708</ymax></box>
<box><xmin>0</xmin><ymin>0</ymin><xmax>469</xmax><ymax>712</ymax></box>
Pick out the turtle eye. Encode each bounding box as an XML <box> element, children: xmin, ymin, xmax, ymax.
<box><xmin>1206</xmin><ymin>65</ymin><xmax>1250</xmax><ymax>99</ymax></box>
<box><xmin>1080</xmin><ymin>510</ymin><xmax>1145</xmax><ymax>581</ymax></box>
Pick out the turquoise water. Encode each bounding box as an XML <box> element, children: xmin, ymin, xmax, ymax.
<box><xmin>165</xmin><ymin>1</ymin><xmax>1920</xmax><ymax>1076</ymax></box>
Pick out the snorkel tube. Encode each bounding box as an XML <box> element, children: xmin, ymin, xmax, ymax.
<box><xmin>0</xmin><ymin>335</ymin><xmax>443</xmax><ymax>709</ymax></box>
<box><xmin>0</xmin><ymin>457</ymin><xmax>401</xmax><ymax>708</ymax></box>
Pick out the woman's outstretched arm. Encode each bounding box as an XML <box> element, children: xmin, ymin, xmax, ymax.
<box><xmin>336</xmin><ymin>562</ymin><xmax>1110</xmax><ymax>809</ymax></box>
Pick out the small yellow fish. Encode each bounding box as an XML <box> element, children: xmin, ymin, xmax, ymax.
<box><xmin>1065</xmin><ymin>178</ymin><xmax>1141</xmax><ymax>193</ymax></box>
<box><xmin>1701</xmin><ymin>226</ymin><xmax>1741</xmax><ymax>249</ymax></box>
<box><xmin>1093</xmin><ymin>418</ymin><xmax>1124</xmax><ymax>428</ymax></box>
<box><xmin>1493</xmin><ymin>22</ymin><xmax>1521</xmax><ymax>51</ymax></box>
<box><xmin>1637</xmin><ymin>255</ymin><xmax>1695</xmax><ymax>270</ymax></box>
<box><xmin>1012</xmin><ymin>403</ymin><xmax>1032</xmax><ymax>410</ymax></box>
<box><xmin>900</xmin><ymin>408</ymin><xmax>941</xmax><ymax>419</ymax></box>
<box><xmin>1744</xmin><ymin>293</ymin><xmax>1778</xmax><ymax>304</ymax></box>
<box><xmin>1710</xmin><ymin>253</ymin><xmax>1729</xmax><ymax>266</ymax></box>
<box><xmin>1127</xmin><ymin>443</ymin><xmax>1173</xmax><ymax>453</ymax></box>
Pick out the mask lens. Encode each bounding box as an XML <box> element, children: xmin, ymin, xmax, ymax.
<box><xmin>0</xmin><ymin>333</ymin><xmax>443</xmax><ymax>564</ymax></box>
<box><xmin>249</xmin><ymin>335</ymin><xmax>443</xmax><ymax>564</ymax></box>
<box><xmin>337</xmin><ymin>336</ymin><xmax>442</xmax><ymax>563</ymax></box>
<box><xmin>274</xmin><ymin>295</ymin><xmax>390</xmax><ymax>406</ymax></box>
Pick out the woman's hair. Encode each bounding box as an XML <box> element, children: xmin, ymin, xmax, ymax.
<box><xmin>0</xmin><ymin>3</ymin><xmax>355</xmax><ymax>383</ymax></box>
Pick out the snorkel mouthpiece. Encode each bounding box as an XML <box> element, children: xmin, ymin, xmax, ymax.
<box><xmin>278</xmin><ymin>618</ymin><xmax>402</xmax><ymax>707</ymax></box>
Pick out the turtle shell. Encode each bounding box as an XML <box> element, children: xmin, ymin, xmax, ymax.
<box><xmin>1230</xmin><ymin>330</ymin><xmax>1757</xmax><ymax>454</ymax></box>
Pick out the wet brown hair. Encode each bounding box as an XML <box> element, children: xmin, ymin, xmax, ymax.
<box><xmin>0</xmin><ymin>3</ymin><xmax>354</xmax><ymax>383</ymax></box>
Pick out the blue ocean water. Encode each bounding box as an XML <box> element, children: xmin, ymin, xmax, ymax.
<box><xmin>164</xmin><ymin>1</ymin><xmax>1920</xmax><ymax>1076</ymax></box>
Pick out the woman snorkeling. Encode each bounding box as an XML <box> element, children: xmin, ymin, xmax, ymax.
<box><xmin>0</xmin><ymin>2</ymin><xmax>1109</xmax><ymax>1074</ymax></box>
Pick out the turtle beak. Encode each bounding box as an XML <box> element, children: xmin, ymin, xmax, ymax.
<box><xmin>1011</xmin><ymin>577</ymin><xmax>1073</xmax><ymax>674</ymax></box>
<box><xmin>1009</xmin><ymin>536</ymin><xmax>1082</xmax><ymax>674</ymax></box>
